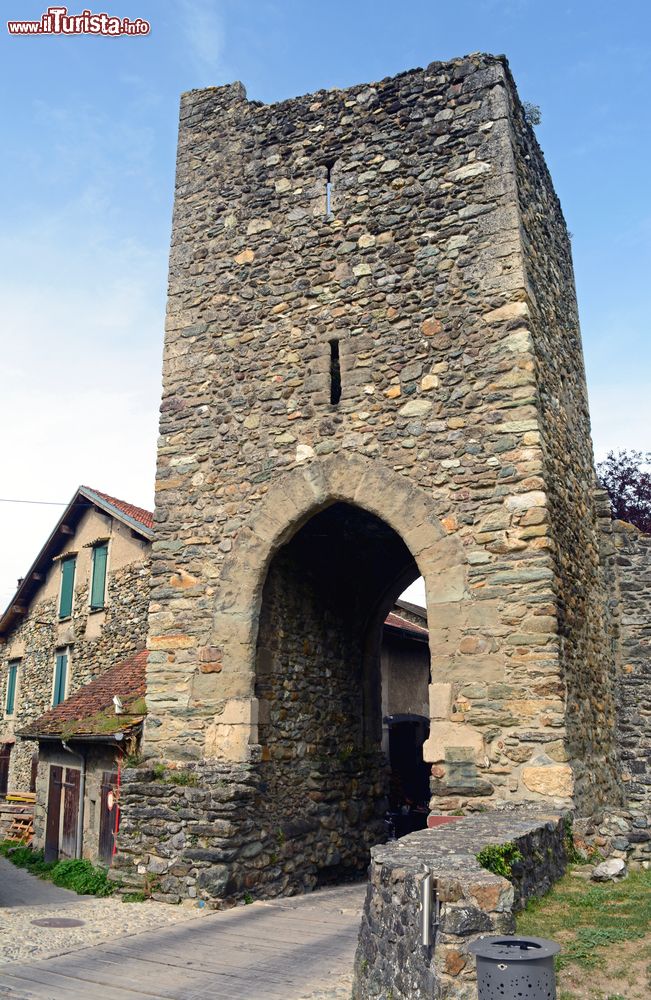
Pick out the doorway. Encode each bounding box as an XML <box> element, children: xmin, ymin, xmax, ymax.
<box><xmin>254</xmin><ymin>501</ymin><xmax>423</xmax><ymax>891</ymax></box>
<box><xmin>44</xmin><ymin>765</ymin><xmax>80</xmax><ymax>863</ymax></box>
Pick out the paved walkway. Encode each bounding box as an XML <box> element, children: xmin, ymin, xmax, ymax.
<box><xmin>0</xmin><ymin>858</ymin><xmax>80</xmax><ymax>909</ymax></box>
<box><xmin>0</xmin><ymin>882</ymin><xmax>366</xmax><ymax>999</ymax></box>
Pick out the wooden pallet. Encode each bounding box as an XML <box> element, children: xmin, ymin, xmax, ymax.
<box><xmin>6</xmin><ymin>814</ymin><xmax>33</xmax><ymax>843</ymax></box>
<box><xmin>0</xmin><ymin>793</ymin><xmax>35</xmax><ymax>844</ymax></box>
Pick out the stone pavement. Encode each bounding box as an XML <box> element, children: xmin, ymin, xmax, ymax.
<box><xmin>0</xmin><ymin>881</ymin><xmax>366</xmax><ymax>999</ymax></box>
<box><xmin>0</xmin><ymin>858</ymin><xmax>80</xmax><ymax>909</ymax></box>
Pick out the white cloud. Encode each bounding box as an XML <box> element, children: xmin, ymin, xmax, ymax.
<box><xmin>588</xmin><ymin>382</ymin><xmax>651</xmax><ymax>462</ymax></box>
<box><xmin>0</xmin><ymin>192</ymin><xmax>164</xmax><ymax>611</ymax></box>
<box><xmin>179</xmin><ymin>0</ymin><xmax>228</xmax><ymax>81</ymax></box>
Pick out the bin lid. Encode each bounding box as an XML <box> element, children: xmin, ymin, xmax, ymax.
<box><xmin>469</xmin><ymin>936</ymin><xmax>560</xmax><ymax>961</ymax></box>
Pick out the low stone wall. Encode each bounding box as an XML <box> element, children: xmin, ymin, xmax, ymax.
<box><xmin>575</xmin><ymin>807</ymin><xmax>651</xmax><ymax>867</ymax></box>
<box><xmin>112</xmin><ymin>757</ymin><xmax>387</xmax><ymax>903</ymax></box>
<box><xmin>353</xmin><ymin>811</ymin><xmax>567</xmax><ymax>1000</ymax></box>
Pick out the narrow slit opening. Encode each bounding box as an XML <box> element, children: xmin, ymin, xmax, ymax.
<box><xmin>325</xmin><ymin>161</ymin><xmax>335</xmax><ymax>216</ymax></box>
<box><xmin>329</xmin><ymin>339</ymin><xmax>341</xmax><ymax>405</ymax></box>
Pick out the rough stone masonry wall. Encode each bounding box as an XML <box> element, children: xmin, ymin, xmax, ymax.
<box><xmin>611</xmin><ymin>520</ymin><xmax>651</xmax><ymax>808</ymax></box>
<box><xmin>504</xmin><ymin>77</ymin><xmax>621</xmax><ymax>814</ymax></box>
<box><xmin>353</xmin><ymin>811</ymin><xmax>567</xmax><ymax>1000</ymax></box>
<box><xmin>1</xmin><ymin>561</ymin><xmax>149</xmax><ymax>791</ymax></box>
<box><xmin>255</xmin><ymin>547</ymin><xmax>388</xmax><ymax>883</ymax></box>
<box><xmin>141</xmin><ymin>52</ymin><xmax>619</xmax><ymax>887</ymax></box>
<box><xmin>113</xmin><ymin>760</ymin><xmax>380</xmax><ymax>903</ymax></box>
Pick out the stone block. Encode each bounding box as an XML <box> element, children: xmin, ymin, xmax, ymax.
<box><xmin>521</xmin><ymin>764</ymin><xmax>573</xmax><ymax>797</ymax></box>
<box><xmin>429</xmin><ymin>683</ymin><xmax>453</xmax><ymax>720</ymax></box>
<box><xmin>422</xmin><ymin>721</ymin><xmax>485</xmax><ymax>764</ymax></box>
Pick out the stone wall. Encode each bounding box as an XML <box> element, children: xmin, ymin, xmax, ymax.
<box><xmin>113</xmin><ymin>760</ymin><xmax>380</xmax><ymax>903</ymax></box>
<box><xmin>610</xmin><ymin>520</ymin><xmax>651</xmax><ymax>807</ymax></box>
<box><xmin>505</xmin><ymin>84</ymin><xmax>621</xmax><ymax>815</ymax></box>
<box><xmin>255</xmin><ymin>535</ymin><xmax>388</xmax><ymax>883</ymax></box>
<box><xmin>353</xmin><ymin>811</ymin><xmax>567</xmax><ymax>1000</ymax></box>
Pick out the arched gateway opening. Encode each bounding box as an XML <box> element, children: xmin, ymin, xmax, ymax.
<box><xmin>254</xmin><ymin>501</ymin><xmax>425</xmax><ymax>888</ymax></box>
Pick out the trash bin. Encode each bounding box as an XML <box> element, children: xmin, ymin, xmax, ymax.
<box><xmin>468</xmin><ymin>936</ymin><xmax>560</xmax><ymax>1000</ymax></box>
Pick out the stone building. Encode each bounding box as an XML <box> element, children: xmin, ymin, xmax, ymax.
<box><xmin>0</xmin><ymin>486</ymin><xmax>152</xmax><ymax>795</ymax></box>
<box><xmin>109</xmin><ymin>51</ymin><xmax>647</xmax><ymax>905</ymax></box>
<box><xmin>19</xmin><ymin>651</ymin><xmax>147</xmax><ymax>865</ymax></box>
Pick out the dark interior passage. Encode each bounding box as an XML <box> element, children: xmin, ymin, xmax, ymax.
<box><xmin>254</xmin><ymin>502</ymin><xmax>421</xmax><ymax>893</ymax></box>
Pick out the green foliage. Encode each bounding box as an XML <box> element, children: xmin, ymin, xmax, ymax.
<box><xmin>563</xmin><ymin>816</ymin><xmax>583</xmax><ymax>864</ymax></box>
<box><xmin>243</xmin><ymin>892</ymin><xmax>254</xmax><ymax>904</ymax></box>
<box><xmin>122</xmin><ymin>891</ymin><xmax>148</xmax><ymax>903</ymax></box>
<box><xmin>518</xmin><ymin>868</ymin><xmax>651</xmax><ymax>970</ymax></box>
<box><xmin>337</xmin><ymin>744</ymin><xmax>356</xmax><ymax>763</ymax></box>
<box><xmin>50</xmin><ymin>859</ymin><xmax>114</xmax><ymax>896</ymax></box>
<box><xmin>597</xmin><ymin>449</ymin><xmax>651</xmax><ymax>533</ymax></box>
<box><xmin>523</xmin><ymin>100</ymin><xmax>542</xmax><ymax>126</ymax></box>
<box><xmin>165</xmin><ymin>769</ymin><xmax>197</xmax><ymax>787</ymax></box>
<box><xmin>127</xmin><ymin>697</ymin><xmax>147</xmax><ymax>716</ymax></box>
<box><xmin>476</xmin><ymin>842</ymin><xmax>524</xmax><ymax>879</ymax></box>
<box><xmin>0</xmin><ymin>842</ymin><xmax>55</xmax><ymax>876</ymax></box>
<box><xmin>151</xmin><ymin>762</ymin><xmax>197</xmax><ymax>786</ymax></box>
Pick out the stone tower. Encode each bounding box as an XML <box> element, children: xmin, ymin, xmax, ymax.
<box><xmin>125</xmin><ymin>53</ymin><xmax>622</xmax><ymax>901</ymax></box>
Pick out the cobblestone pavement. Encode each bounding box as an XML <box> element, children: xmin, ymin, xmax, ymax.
<box><xmin>0</xmin><ymin>879</ymin><xmax>365</xmax><ymax>998</ymax></box>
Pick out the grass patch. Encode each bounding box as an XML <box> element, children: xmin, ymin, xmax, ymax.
<box><xmin>50</xmin><ymin>858</ymin><xmax>113</xmax><ymax>896</ymax></box>
<box><xmin>1</xmin><ymin>840</ymin><xmax>114</xmax><ymax>897</ymax></box>
<box><xmin>0</xmin><ymin>841</ymin><xmax>55</xmax><ymax>876</ymax></box>
<box><xmin>518</xmin><ymin>868</ymin><xmax>651</xmax><ymax>971</ymax></box>
<box><xmin>152</xmin><ymin>762</ymin><xmax>198</xmax><ymax>786</ymax></box>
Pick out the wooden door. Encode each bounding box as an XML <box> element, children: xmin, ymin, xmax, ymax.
<box><xmin>0</xmin><ymin>745</ymin><xmax>11</xmax><ymax>797</ymax></box>
<box><xmin>60</xmin><ymin>768</ymin><xmax>80</xmax><ymax>860</ymax></box>
<box><xmin>44</xmin><ymin>765</ymin><xmax>62</xmax><ymax>863</ymax></box>
<box><xmin>98</xmin><ymin>771</ymin><xmax>118</xmax><ymax>866</ymax></box>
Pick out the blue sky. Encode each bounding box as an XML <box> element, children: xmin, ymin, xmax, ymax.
<box><xmin>1</xmin><ymin>0</ymin><xmax>649</xmax><ymax>608</ymax></box>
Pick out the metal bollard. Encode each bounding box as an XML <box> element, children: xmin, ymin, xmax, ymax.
<box><xmin>469</xmin><ymin>936</ymin><xmax>560</xmax><ymax>1000</ymax></box>
<box><xmin>419</xmin><ymin>874</ymin><xmax>440</xmax><ymax>948</ymax></box>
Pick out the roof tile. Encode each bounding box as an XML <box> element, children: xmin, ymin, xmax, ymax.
<box><xmin>85</xmin><ymin>488</ymin><xmax>154</xmax><ymax>530</ymax></box>
<box><xmin>19</xmin><ymin>650</ymin><xmax>147</xmax><ymax>739</ymax></box>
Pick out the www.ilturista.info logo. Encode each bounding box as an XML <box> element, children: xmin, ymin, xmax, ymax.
<box><xmin>7</xmin><ymin>6</ymin><xmax>150</xmax><ymax>35</ymax></box>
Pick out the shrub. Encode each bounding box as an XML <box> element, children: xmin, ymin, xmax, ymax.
<box><xmin>50</xmin><ymin>859</ymin><xmax>114</xmax><ymax>896</ymax></box>
<box><xmin>476</xmin><ymin>842</ymin><xmax>524</xmax><ymax>879</ymax></box>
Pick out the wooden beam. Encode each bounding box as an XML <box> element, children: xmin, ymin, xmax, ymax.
<box><xmin>60</xmin><ymin>525</ymin><xmax>74</xmax><ymax>535</ymax></box>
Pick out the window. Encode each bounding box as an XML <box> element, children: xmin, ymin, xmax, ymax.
<box><xmin>5</xmin><ymin>661</ymin><xmax>18</xmax><ymax>716</ymax></box>
<box><xmin>59</xmin><ymin>556</ymin><xmax>76</xmax><ymax>619</ymax></box>
<box><xmin>329</xmin><ymin>339</ymin><xmax>342</xmax><ymax>405</ymax></box>
<box><xmin>53</xmin><ymin>651</ymin><xmax>68</xmax><ymax>707</ymax></box>
<box><xmin>90</xmin><ymin>542</ymin><xmax>108</xmax><ymax>610</ymax></box>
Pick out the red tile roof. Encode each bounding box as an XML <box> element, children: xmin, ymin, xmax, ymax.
<box><xmin>384</xmin><ymin>611</ymin><xmax>429</xmax><ymax>639</ymax></box>
<box><xmin>19</xmin><ymin>650</ymin><xmax>147</xmax><ymax>740</ymax></box>
<box><xmin>85</xmin><ymin>488</ymin><xmax>154</xmax><ymax>530</ymax></box>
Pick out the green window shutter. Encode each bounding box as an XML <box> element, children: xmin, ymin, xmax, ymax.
<box><xmin>59</xmin><ymin>556</ymin><xmax>76</xmax><ymax>619</ymax></box>
<box><xmin>53</xmin><ymin>652</ymin><xmax>68</xmax><ymax>706</ymax></box>
<box><xmin>6</xmin><ymin>662</ymin><xmax>18</xmax><ymax>715</ymax></box>
<box><xmin>90</xmin><ymin>543</ymin><xmax>108</xmax><ymax>609</ymax></box>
